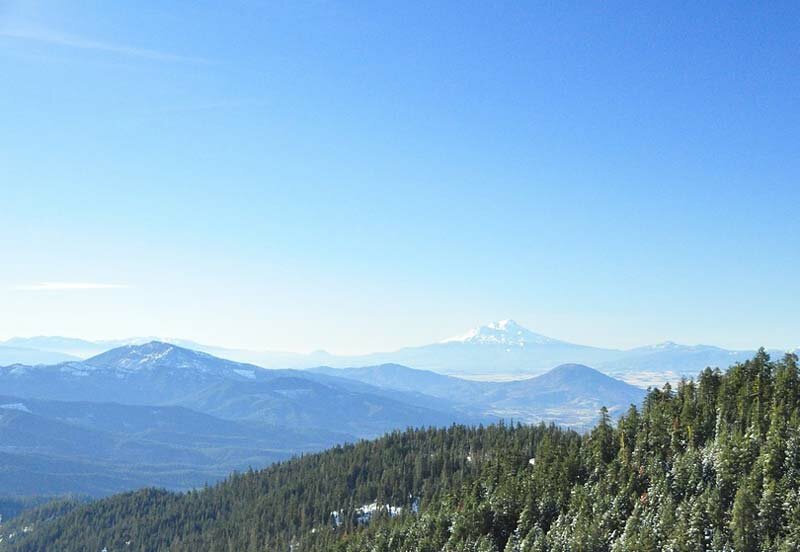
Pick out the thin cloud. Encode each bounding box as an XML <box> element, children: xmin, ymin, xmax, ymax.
<box><xmin>0</xmin><ymin>27</ymin><xmax>211</xmax><ymax>64</ymax></box>
<box><xmin>13</xmin><ymin>282</ymin><xmax>131</xmax><ymax>291</ymax></box>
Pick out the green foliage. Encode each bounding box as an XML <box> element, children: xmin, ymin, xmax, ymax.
<box><xmin>5</xmin><ymin>351</ymin><xmax>800</xmax><ymax>552</ymax></box>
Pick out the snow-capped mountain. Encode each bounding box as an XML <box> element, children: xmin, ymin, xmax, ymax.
<box><xmin>299</xmin><ymin>323</ymin><xmax>621</xmax><ymax>377</ymax></box>
<box><xmin>327</xmin><ymin>323</ymin><xmax>792</xmax><ymax>380</ymax></box>
<box><xmin>81</xmin><ymin>341</ymin><xmax>262</xmax><ymax>377</ymax></box>
<box><xmin>441</xmin><ymin>319</ymin><xmax>563</xmax><ymax>347</ymax></box>
<box><xmin>2</xmin><ymin>321</ymin><xmax>791</xmax><ymax>381</ymax></box>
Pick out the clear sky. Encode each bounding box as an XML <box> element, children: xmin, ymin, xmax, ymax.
<box><xmin>1</xmin><ymin>1</ymin><xmax>798</xmax><ymax>354</ymax></box>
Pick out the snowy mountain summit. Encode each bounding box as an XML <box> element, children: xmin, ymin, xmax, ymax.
<box><xmin>441</xmin><ymin>319</ymin><xmax>563</xmax><ymax>347</ymax></box>
<box><xmin>80</xmin><ymin>341</ymin><xmax>262</xmax><ymax>379</ymax></box>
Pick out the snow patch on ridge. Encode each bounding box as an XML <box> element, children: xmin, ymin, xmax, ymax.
<box><xmin>0</xmin><ymin>403</ymin><xmax>31</xmax><ymax>413</ymax></box>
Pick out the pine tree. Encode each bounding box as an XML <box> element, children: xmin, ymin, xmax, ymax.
<box><xmin>731</xmin><ymin>481</ymin><xmax>759</xmax><ymax>552</ymax></box>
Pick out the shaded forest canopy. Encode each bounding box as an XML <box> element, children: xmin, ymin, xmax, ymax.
<box><xmin>4</xmin><ymin>350</ymin><xmax>800</xmax><ymax>551</ymax></box>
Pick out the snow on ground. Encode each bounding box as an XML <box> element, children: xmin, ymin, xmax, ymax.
<box><xmin>331</xmin><ymin>501</ymin><xmax>407</xmax><ymax>527</ymax></box>
<box><xmin>0</xmin><ymin>403</ymin><xmax>31</xmax><ymax>413</ymax></box>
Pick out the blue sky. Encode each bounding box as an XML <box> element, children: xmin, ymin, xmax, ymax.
<box><xmin>1</xmin><ymin>1</ymin><xmax>798</xmax><ymax>353</ymax></box>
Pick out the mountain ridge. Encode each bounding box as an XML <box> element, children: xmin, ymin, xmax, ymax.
<box><xmin>0</xmin><ymin>342</ymin><xmax>469</xmax><ymax>433</ymax></box>
<box><xmin>5</xmin><ymin>321</ymin><xmax>791</xmax><ymax>382</ymax></box>
<box><xmin>312</xmin><ymin>361</ymin><xmax>645</xmax><ymax>428</ymax></box>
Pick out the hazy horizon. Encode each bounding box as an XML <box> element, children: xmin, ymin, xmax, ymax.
<box><xmin>1</xmin><ymin>317</ymin><xmax>797</xmax><ymax>358</ymax></box>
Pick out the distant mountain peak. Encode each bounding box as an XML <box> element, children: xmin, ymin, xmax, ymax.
<box><xmin>85</xmin><ymin>341</ymin><xmax>169</xmax><ymax>367</ymax></box>
<box><xmin>114</xmin><ymin>340</ymin><xmax>177</xmax><ymax>355</ymax></box>
<box><xmin>441</xmin><ymin>319</ymin><xmax>562</xmax><ymax>347</ymax></box>
<box><xmin>547</xmin><ymin>363</ymin><xmax>597</xmax><ymax>375</ymax></box>
<box><xmin>630</xmin><ymin>341</ymin><xmax>730</xmax><ymax>354</ymax></box>
<box><xmin>646</xmin><ymin>341</ymin><xmax>682</xmax><ymax>350</ymax></box>
<box><xmin>83</xmin><ymin>341</ymin><xmax>220</xmax><ymax>373</ymax></box>
<box><xmin>524</xmin><ymin>363</ymin><xmax>646</xmax><ymax>399</ymax></box>
<box><xmin>533</xmin><ymin>363</ymin><xmax>617</xmax><ymax>385</ymax></box>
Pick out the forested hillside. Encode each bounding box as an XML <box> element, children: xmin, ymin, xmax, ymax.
<box><xmin>5</xmin><ymin>350</ymin><xmax>799</xmax><ymax>552</ymax></box>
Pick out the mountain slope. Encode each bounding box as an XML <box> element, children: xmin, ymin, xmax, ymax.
<box><xmin>494</xmin><ymin>363</ymin><xmax>645</xmax><ymax>406</ymax></box>
<box><xmin>0</xmin><ymin>343</ymin><xmax>480</xmax><ymax>497</ymax></box>
<box><xmin>0</xmin><ymin>395</ymin><xmax>347</xmax><ymax>496</ymax></box>
<box><xmin>1</xmin><ymin>423</ymin><xmax>559</xmax><ymax>551</ymax></box>
<box><xmin>172</xmin><ymin>376</ymin><xmax>467</xmax><ymax>437</ymax></box>
<box><xmin>0</xmin><ymin>345</ymin><xmax>79</xmax><ymax>366</ymax></box>
<box><xmin>0</xmin><ymin>342</ymin><xmax>646</xmax><ymax>436</ymax></box>
<box><xmin>0</xmin><ymin>342</ymin><xmax>469</xmax><ymax>435</ymax></box>
<box><xmin>310</xmin><ymin>363</ymin><xmax>485</xmax><ymax>403</ymax></box>
<box><xmin>0</xmin><ymin>343</ymin><xmax>645</xmax><ymax>499</ymax></box>
<box><xmin>7</xmin><ymin>350</ymin><xmax>799</xmax><ymax>552</ymax></box>
<box><xmin>481</xmin><ymin>363</ymin><xmax>646</xmax><ymax>427</ymax></box>
<box><xmin>312</xmin><ymin>363</ymin><xmax>645</xmax><ymax>428</ymax></box>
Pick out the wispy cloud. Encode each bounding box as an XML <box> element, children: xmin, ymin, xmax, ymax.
<box><xmin>13</xmin><ymin>282</ymin><xmax>131</xmax><ymax>291</ymax></box>
<box><xmin>0</xmin><ymin>27</ymin><xmax>211</xmax><ymax>64</ymax></box>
